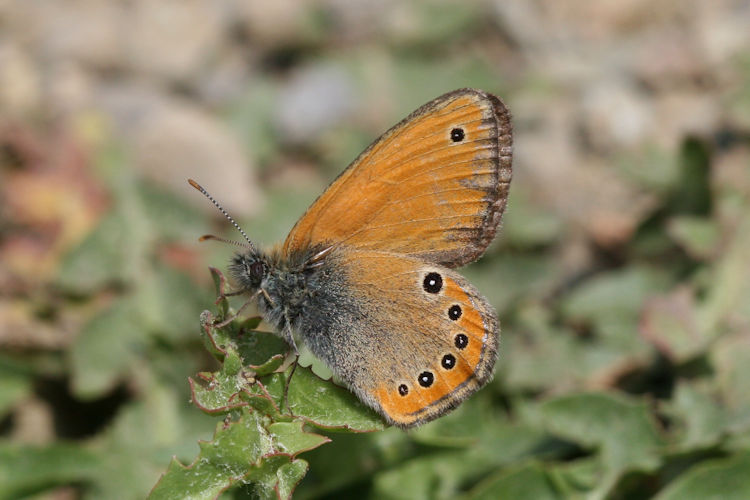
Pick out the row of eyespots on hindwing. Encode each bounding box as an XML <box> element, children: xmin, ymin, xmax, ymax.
<box><xmin>394</xmin><ymin>271</ymin><xmax>472</xmax><ymax>398</ymax></box>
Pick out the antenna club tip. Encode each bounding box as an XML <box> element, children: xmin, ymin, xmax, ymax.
<box><xmin>189</xmin><ymin>178</ymin><xmax>257</xmax><ymax>250</ymax></box>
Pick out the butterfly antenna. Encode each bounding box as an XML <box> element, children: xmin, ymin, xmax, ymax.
<box><xmin>188</xmin><ymin>179</ymin><xmax>257</xmax><ymax>253</ymax></box>
<box><xmin>199</xmin><ymin>234</ymin><xmax>250</xmax><ymax>248</ymax></box>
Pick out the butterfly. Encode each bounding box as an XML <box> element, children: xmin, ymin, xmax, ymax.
<box><xmin>190</xmin><ymin>88</ymin><xmax>512</xmax><ymax>428</ymax></box>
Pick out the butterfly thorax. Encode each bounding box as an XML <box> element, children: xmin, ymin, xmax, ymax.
<box><xmin>229</xmin><ymin>246</ymin><xmax>326</xmax><ymax>336</ymax></box>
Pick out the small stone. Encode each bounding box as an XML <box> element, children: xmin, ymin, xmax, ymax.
<box><xmin>0</xmin><ymin>43</ymin><xmax>41</xmax><ymax>117</ymax></box>
<box><xmin>581</xmin><ymin>80</ymin><xmax>654</xmax><ymax>151</ymax></box>
<box><xmin>274</xmin><ymin>64</ymin><xmax>356</xmax><ymax>144</ymax></box>
<box><xmin>97</xmin><ymin>84</ymin><xmax>262</xmax><ymax>216</ymax></box>
<box><xmin>125</xmin><ymin>0</ymin><xmax>225</xmax><ymax>82</ymax></box>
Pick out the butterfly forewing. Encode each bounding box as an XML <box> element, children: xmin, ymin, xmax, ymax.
<box><xmin>282</xmin><ymin>88</ymin><xmax>512</xmax><ymax>268</ymax></box>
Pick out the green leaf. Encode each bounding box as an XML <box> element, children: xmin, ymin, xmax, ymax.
<box><xmin>371</xmin><ymin>401</ymin><xmax>556</xmax><ymax>500</ymax></box>
<box><xmin>149</xmin><ymin>408</ymin><xmax>313</xmax><ymax>500</ymax></box>
<box><xmin>463</xmin><ymin>254</ymin><xmax>559</xmax><ymax>312</ymax></box>
<box><xmin>268</xmin><ymin>422</ymin><xmax>330</xmax><ymax>456</ymax></box>
<box><xmin>697</xmin><ymin>214</ymin><xmax>750</xmax><ymax>340</ymax></box>
<box><xmin>190</xmin><ymin>338</ymin><xmax>282</xmax><ymax>418</ymax></box>
<box><xmin>294</xmin><ymin>429</ymin><xmax>411</xmax><ymax>497</ymax></box>
<box><xmin>58</xmin><ymin>154</ymin><xmax>165</xmax><ymax>294</ymax></box>
<box><xmin>243</xmin><ymin>456</ymin><xmax>308</xmax><ymax>500</ymax></box>
<box><xmin>412</xmin><ymin>396</ymin><xmax>552</xmax><ymax>463</ymax></box>
<box><xmin>273</xmin><ymin>366</ymin><xmax>385</xmax><ymax>432</ymax></box>
<box><xmin>712</xmin><ymin>331</ymin><xmax>750</xmax><ymax>417</ymax></box>
<box><xmin>667</xmin><ymin>216</ymin><xmax>720</xmax><ymax>260</ymax></box>
<box><xmin>86</xmin><ymin>399</ymin><xmax>212</xmax><ymax>500</ymax></box>
<box><xmin>464</xmin><ymin>463</ymin><xmax>561</xmax><ymax>500</ymax></box>
<box><xmin>192</xmin><ymin>310</ymin><xmax>384</xmax><ymax>431</ymax></box>
<box><xmin>150</xmin><ymin>409</ymin><xmax>273</xmax><ymax>499</ymax></box>
<box><xmin>190</xmin><ymin>364</ymin><xmax>254</xmax><ymax>416</ymax></box>
<box><xmin>668</xmin><ymin>138</ymin><xmax>712</xmax><ymax>216</ymax></box>
<box><xmin>164</xmin><ymin>294</ymin><xmax>384</xmax><ymax>499</ymax></box>
<box><xmin>617</xmin><ymin>146</ymin><xmax>679</xmax><ymax>192</ymax></box>
<box><xmin>561</xmin><ymin>266</ymin><xmax>669</xmax><ymax>332</ymax></box>
<box><xmin>655</xmin><ymin>452</ymin><xmax>750</xmax><ymax>500</ymax></box>
<box><xmin>0</xmin><ymin>444</ymin><xmax>99</xmax><ymax>499</ymax></box>
<box><xmin>547</xmin><ymin>457</ymin><xmax>601</xmax><ymax>497</ymax></box>
<box><xmin>138</xmin><ymin>180</ymin><xmax>204</xmax><ymax>243</ymax></box>
<box><xmin>57</xmin><ymin>211</ymin><xmax>132</xmax><ymax>292</ymax></box>
<box><xmin>372</xmin><ymin>449</ymin><xmax>489</xmax><ymax>500</ymax></box>
<box><xmin>1</xmin><ymin>343</ymin><xmax>215</xmax><ymax>499</ymax></box>
<box><xmin>275</xmin><ymin>459</ymin><xmax>310</xmax><ymax>500</ymax></box>
<box><xmin>640</xmin><ymin>287</ymin><xmax>709</xmax><ymax>362</ymax></box>
<box><xmin>536</xmin><ymin>392</ymin><xmax>663</xmax><ymax>490</ymax></box>
<box><xmin>505</xmin><ymin>303</ymin><xmax>651</xmax><ymax>391</ymax></box>
<box><xmin>665</xmin><ymin>382</ymin><xmax>728</xmax><ymax>450</ymax></box>
<box><xmin>561</xmin><ymin>266</ymin><xmax>670</xmax><ymax>355</ymax></box>
<box><xmin>235</xmin><ymin>333</ymin><xmax>289</xmax><ymax>373</ymax></box>
<box><xmin>502</xmin><ymin>187</ymin><xmax>563</xmax><ymax>248</ymax></box>
<box><xmin>135</xmin><ymin>262</ymin><xmax>212</xmax><ymax>342</ymax></box>
<box><xmin>69</xmin><ymin>299</ymin><xmax>147</xmax><ymax>398</ymax></box>
<box><xmin>502</xmin><ymin>304</ymin><xmax>586</xmax><ymax>391</ymax></box>
<box><xmin>0</xmin><ymin>357</ymin><xmax>33</xmax><ymax>417</ymax></box>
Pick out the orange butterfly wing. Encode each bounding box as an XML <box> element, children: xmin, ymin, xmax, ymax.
<box><xmin>282</xmin><ymin>88</ymin><xmax>512</xmax><ymax>268</ymax></box>
<box><xmin>298</xmin><ymin>248</ymin><xmax>498</xmax><ymax>428</ymax></box>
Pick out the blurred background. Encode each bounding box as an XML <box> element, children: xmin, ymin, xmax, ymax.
<box><xmin>2</xmin><ymin>0</ymin><xmax>750</xmax><ymax>498</ymax></box>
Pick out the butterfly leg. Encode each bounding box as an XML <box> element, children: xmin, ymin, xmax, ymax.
<box><xmin>282</xmin><ymin>356</ymin><xmax>299</xmax><ymax>415</ymax></box>
<box><xmin>261</xmin><ymin>288</ymin><xmax>275</xmax><ymax>306</ymax></box>
<box><xmin>280</xmin><ymin>311</ymin><xmax>300</xmax><ymax>415</ymax></box>
<box><xmin>212</xmin><ymin>290</ymin><xmax>260</xmax><ymax>329</ymax></box>
<box><xmin>214</xmin><ymin>288</ymin><xmax>245</xmax><ymax>306</ymax></box>
<box><xmin>279</xmin><ymin>311</ymin><xmax>299</xmax><ymax>354</ymax></box>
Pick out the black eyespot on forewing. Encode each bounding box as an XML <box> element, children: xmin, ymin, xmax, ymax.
<box><xmin>418</xmin><ymin>371</ymin><xmax>434</xmax><ymax>388</ymax></box>
<box><xmin>398</xmin><ymin>384</ymin><xmax>409</xmax><ymax>396</ymax></box>
<box><xmin>441</xmin><ymin>354</ymin><xmax>456</xmax><ymax>369</ymax></box>
<box><xmin>448</xmin><ymin>304</ymin><xmax>462</xmax><ymax>320</ymax></box>
<box><xmin>423</xmin><ymin>272</ymin><xmax>443</xmax><ymax>294</ymax></box>
<box><xmin>450</xmin><ymin>127</ymin><xmax>465</xmax><ymax>142</ymax></box>
<box><xmin>455</xmin><ymin>333</ymin><xmax>468</xmax><ymax>349</ymax></box>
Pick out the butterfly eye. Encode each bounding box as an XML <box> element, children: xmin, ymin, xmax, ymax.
<box><xmin>418</xmin><ymin>371</ymin><xmax>434</xmax><ymax>387</ymax></box>
<box><xmin>441</xmin><ymin>354</ymin><xmax>456</xmax><ymax>369</ymax></box>
<box><xmin>423</xmin><ymin>272</ymin><xmax>443</xmax><ymax>293</ymax></box>
<box><xmin>454</xmin><ymin>334</ymin><xmax>469</xmax><ymax>350</ymax></box>
<box><xmin>398</xmin><ymin>384</ymin><xmax>409</xmax><ymax>396</ymax></box>
<box><xmin>250</xmin><ymin>261</ymin><xmax>264</xmax><ymax>278</ymax></box>
<box><xmin>450</xmin><ymin>127</ymin><xmax>465</xmax><ymax>142</ymax></box>
<box><xmin>448</xmin><ymin>304</ymin><xmax>462</xmax><ymax>320</ymax></box>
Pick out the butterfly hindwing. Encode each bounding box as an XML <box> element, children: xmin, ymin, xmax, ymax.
<box><xmin>282</xmin><ymin>88</ymin><xmax>512</xmax><ymax>268</ymax></box>
<box><xmin>296</xmin><ymin>248</ymin><xmax>498</xmax><ymax>427</ymax></box>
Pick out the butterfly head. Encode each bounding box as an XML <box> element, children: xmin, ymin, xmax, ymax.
<box><xmin>229</xmin><ymin>251</ymin><xmax>269</xmax><ymax>292</ymax></box>
<box><xmin>187</xmin><ymin>178</ymin><xmax>270</xmax><ymax>292</ymax></box>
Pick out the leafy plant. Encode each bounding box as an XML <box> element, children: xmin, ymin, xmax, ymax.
<box><xmin>149</xmin><ymin>269</ymin><xmax>383</xmax><ymax>499</ymax></box>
